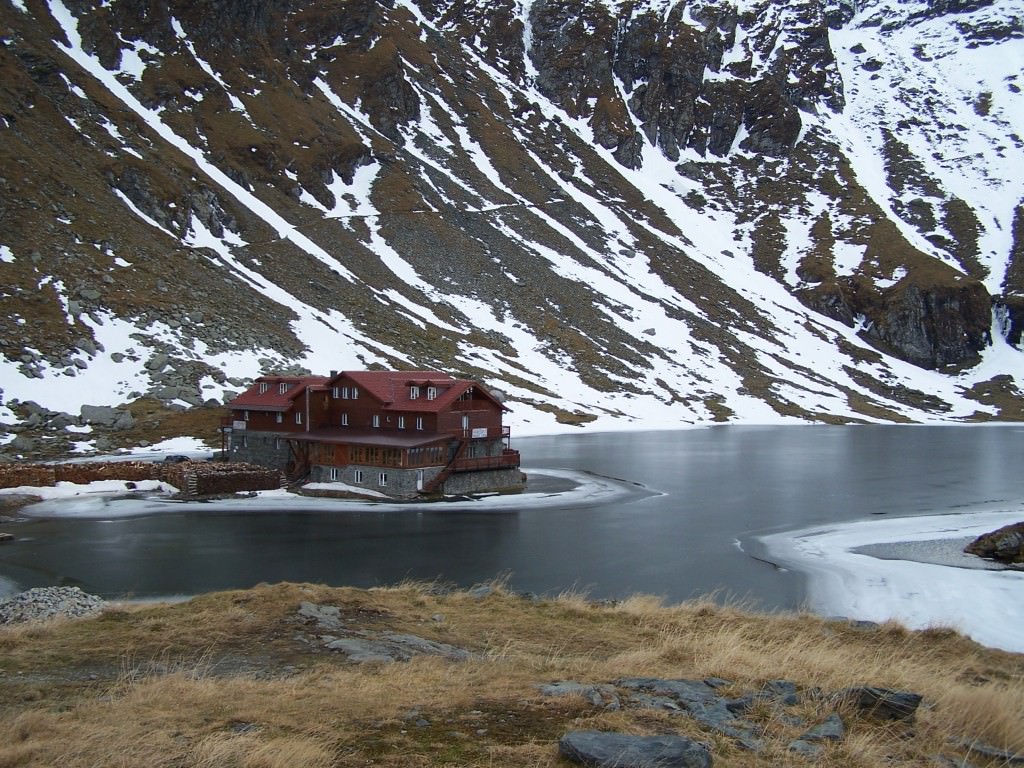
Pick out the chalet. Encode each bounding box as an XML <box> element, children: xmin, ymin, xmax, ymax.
<box><xmin>224</xmin><ymin>370</ymin><xmax>524</xmax><ymax>497</ymax></box>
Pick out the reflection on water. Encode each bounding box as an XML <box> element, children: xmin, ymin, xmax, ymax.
<box><xmin>2</xmin><ymin>426</ymin><xmax>1023</xmax><ymax>607</ymax></box>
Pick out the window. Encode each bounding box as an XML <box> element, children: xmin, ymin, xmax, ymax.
<box><xmin>243</xmin><ymin>410</ymin><xmax>250</xmax><ymax>421</ymax></box>
<box><xmin>295</xmin><ymin>411</ymin><xmax>302</xmax><ymax>425</ymax></box>
<box><xmin>258</xmin><ymin>382</ymin><xmax>269</xmax><ymax>394</ymax></box>
<box><xmin>332</xmin><ymin>386</ymin><xmax>339</xmax><ymax>399</ymax></box>
<box><xmin>330</xmin><ymin>467</ymin><xmax>340</xmax><ymax>481</ymax></box>
<box><xmin>354</xmin><ymin>469</ymin><xmax>363</xmax><ymax>484</ymax></box>
<box><xmin>415</xmin><ymin>416</ymin><xmax>423</xmax><ymax>431</ymax></box>
<box><xmin>410</xmin><ymin>385</ymin><xmax>420</xmax><ymax>400</ymax></box>
<box><xmin>378</xmin><ymin>472</ymin><xmax>388</xmax><ymax>487</ymax></box>
<box><xmin>372</xmin><ymin>415</ymin><xmax>380</xmax><ymax>428</ymax></box>
<box><xmin>340</xmin><ymin>386</ymin><xmax>349</xmax><ymax>399</ymax></box>
<box><xmin>426</xmin><ymin>386</ymin><xmax>437</xmax><ymax>400</ymax></box>
<box><xmin>398</xmin><ymin>416</ymin><xmax>405</xmax><ymax>430</ymax></box>
<box><xmin>340</xmin><ymin>413</ymin><xmax>348</xmax><ymax>426</ymax></box>
<box><xmin>274</xmin><ymin>437</ymin><xmax>282</xmax><ymax>449</ymax></box>
<box><xmin>352</xmin><ymin>386</ymin><xmax>359</xmax><ymax>399</ymax></box>
<box><xmin>275</xmin><ymin>412</ymin><xmax>283</xmax><ymax>424</ymax></box>
<box><xmin>279</xmin><ymin>382</ymin><xmax>289</xmax><ymax>394</ymax></box>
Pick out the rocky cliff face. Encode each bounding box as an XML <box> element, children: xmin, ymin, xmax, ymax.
<box><xmin>1</xmin><ymin>0</ymin><xmax>1023</xmax><ymax>447</ymax></box>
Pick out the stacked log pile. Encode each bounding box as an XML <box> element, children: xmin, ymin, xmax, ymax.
<box><xmin>0</xmin><ymin>465</ymin><xmax>58</xmax><ymax>488</ymax></box>
<box><xmin>54</xmin><ymin>462</ymin><xmax>160</xmax><ymax>484</ymax></box>
<box><xmin>162</xmin><ymin>462</ymin><xmax>282</xmax><ymax>496</ymax></box>
<box><xmin>0</xmin><ymin>461</ymin><xmax>282</xmax><ymax>497</ymax></box>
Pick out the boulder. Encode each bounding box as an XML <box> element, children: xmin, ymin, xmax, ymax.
<box><xmin>559</xmin><ymin>731</ymin><xmax>712</xmax><ymax>768</ymax></box>
<box><xmin>145</xmin><ymin>353</ymin><xmax>169</xmax><ymax>371</ymax></box>
<box><xmin>789</xmin><ymin>713</ymin><xmax>845</xmax><ymax>755</ymax></box>
<box><xmin>80</xmin><ymin>404</ymin><xmax>118</xmax><ymax>426</ymax></box>
<box><xmin>833</xmin><ymin>686</ymin><xmax>922</xmax><ymax>721</ymax></box>
<box><xmin>540</xmin><ymin>681</ymin><xmax>621</xmax><ymax>709</ymax></box>
<box><xmin>964</xmin><ymin>522</ymin><xmax>1024</xmax><ymax>564</ymax></box>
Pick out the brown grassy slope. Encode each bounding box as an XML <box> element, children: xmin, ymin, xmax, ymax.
<box><xmin>0</xmin><ymin>582</ymin><xmax>1021</xmax><ymax>768</ymax></box>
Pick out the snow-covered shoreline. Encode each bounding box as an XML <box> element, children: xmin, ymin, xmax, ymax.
<box><xmin>0</xmin><ymin>466</ymin><xmax>650</xmax><ymax>518</ymax></box>
<box><xmin>759</xmin><ymin>508</ymin><xmax>1024</xmax><ymax>653</ymax></box>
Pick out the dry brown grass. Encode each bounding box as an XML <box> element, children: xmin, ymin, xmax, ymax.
<box><xmin>0</xmin><ymin>582</ymin><xmax>1021</xmax><ymax>768</ymax></box>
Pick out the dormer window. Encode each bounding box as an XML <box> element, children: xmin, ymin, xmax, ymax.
<box><xmin>426</xmin><ymin>386</ymin><xmax>437</xmax><ymax>400</ymax></box>
<box><xmin>410</xmin><ymin>385</ymin><xmax>420</xmax><ymax>400</ymax></box>
<box><xmin>259</xmin><ymin>382</ymin><xmax>269</xmax><ymax>394</ymax></box>
<box><xmin>278</xmin><ymin>382</ymin><xmax>289</xmax><ymax>395</ymax></box>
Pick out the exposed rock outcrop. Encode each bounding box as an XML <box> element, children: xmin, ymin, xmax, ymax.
<box><xmin>295</xmin><ymin>600</ymin><xmax>476</xmax><ymax>663</ymax></box>
<box><xmin>550</xmin><ymin>677</ymin><xmax>924</xmax><ymax>760</ymax></box>
<box><xmin>559</xmin><ymin>731</ymin><xmax>712</xmax><ymax>768</ymax></box>
<box><xmin>964</xmin><ymin>522</ymin><xmax>1024</xmax><ymax>564</ymax></box>
<box><xmin>801</xmin><ymin>273</ymin><xmax>992</xmax><ymax>369</ymax></box>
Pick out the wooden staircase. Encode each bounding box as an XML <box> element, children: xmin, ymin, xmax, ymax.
<box><xmin>420</xmin><ymin>440</ymin><xmax>469</xmax><ymax>495</ymax></box>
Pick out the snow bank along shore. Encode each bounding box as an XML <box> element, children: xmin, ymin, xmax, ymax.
<box><xmin>759</xmin><ymin>508</ymin><xmax>1024</xmax><ymax>653</ymax></box>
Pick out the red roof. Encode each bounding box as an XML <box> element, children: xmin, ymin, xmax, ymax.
<box><xmin>328</xmin><ymin>370</ymin><xmax>505</xmax><ymax>412</ymax></box>
<box><xmin>227</xmin><ymin>375</ymin><xmax>329</xmax><ymax>412</ymax></box>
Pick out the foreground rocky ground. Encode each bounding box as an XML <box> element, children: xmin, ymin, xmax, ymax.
<box><xmin>1</xmin><ymin>583</ymin><xmax>1022</xmax><ymax>767</ymax></box>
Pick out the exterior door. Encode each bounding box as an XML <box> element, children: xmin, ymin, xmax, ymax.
<box><xmin>416</xmin><ymin>469</ymin><xmax>424</xmax><ymax>492</ymax></box>
<box><xmin>461</xmin><ymin>414</ymin><xmax>469</xmax><ymax>437</ymax></box>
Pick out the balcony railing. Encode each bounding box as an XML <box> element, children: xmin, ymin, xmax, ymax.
<box><xmin>452</xmin><ymin>449</ymin><xmax>521</xmax><ymax>473</ymax></box>
<box><xmin>450</xmin><ymin>424</ymin><xmax>513</xmax><ymax>440</ymax></box>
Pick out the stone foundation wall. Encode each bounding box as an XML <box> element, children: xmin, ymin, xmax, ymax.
<box><xmin>308</xmin><ymin>464</ymin><xmax>525</xmax><ymax>498</ymax></box>
<box><xmin>442</xmin><ymin>468</ymin><xmax>526</xmax><ymax>496</ymax></box>
<box><xmin>228</xmin><ymin>431</ymin><xmax>291</xmax><ymax>470</ymax></box>
<box><xmin>309</xmin><ymin>463</ymin><xmax>442</xmax><ymax>497</ymax></box>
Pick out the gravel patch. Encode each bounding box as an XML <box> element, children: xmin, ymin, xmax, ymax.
<box><xmin>0</xmin><ymin>586</ymin><xmax>105</xmax><ymax>624</ymax></box>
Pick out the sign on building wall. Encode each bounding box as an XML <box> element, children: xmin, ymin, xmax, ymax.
<box><xmin>472</xmin><ymin>427</ymin><xmax>487</xmax><ymax>439</ymax></box>
<box><xmin>233</xmin><ymin>421</ymin><xmax>247</xmax><ymax>430</ymax></box>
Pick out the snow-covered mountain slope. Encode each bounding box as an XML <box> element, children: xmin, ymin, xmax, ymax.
<box><xmin>1</xmin><ymin>0</ymin><xmax>1023</xmax><ymax>452</ymax></box>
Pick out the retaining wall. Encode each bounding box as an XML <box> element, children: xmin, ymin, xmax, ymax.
<box><xmin>0</xmin><ymin>461</ymin><xmax>281</xmax><ymax>496</ymax></box>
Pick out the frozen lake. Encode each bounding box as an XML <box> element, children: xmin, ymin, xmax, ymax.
<box><xmin>2</xmin><ymin>426</ymin><xmax>1023</xmax><ymax>649</ymax></box>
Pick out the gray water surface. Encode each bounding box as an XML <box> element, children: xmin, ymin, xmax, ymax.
<box><xmin>2</xmin><ymin>425</ymin><xmax>1022</xmax><ymax>606</ymax></box>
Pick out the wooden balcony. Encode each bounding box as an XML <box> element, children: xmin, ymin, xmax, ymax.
<box><xmin>451</xmin><ymin>424</ymin><xmax>512</xmax><ymax>439</ymax></box>
<box><xmin>452</xmin><ymin>449</ymin><xmax>521</xmax><ymax>473</ymax></box>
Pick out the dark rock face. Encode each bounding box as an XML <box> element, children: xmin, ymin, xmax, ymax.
<box><xmin>559</xmin><ymin>731</ymin><xmax>713</xmax><ymax>768</ymax></box>
<box><xmin>964</xmin><ymin>522</ymin><xmax>1024</xmax><ymax>564</ymax></box>
<box><xmin>801</xmin><ymin>275</ymin><xmax>992</xmax><ymax>369</ymax></box>
<box><xmin>615</xmin><ymin>5</ymin><xmax>707</xmax><ymax>162</ymax></box>
<box><xmin>528</xmin><ymin>0</ymin><xmax>840</xmax><ymax>164</ymax></box>
<box><xmin>863</xmin><ymin>279</ymin><xmax>992</xmax><ymax>369</ymax></box>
